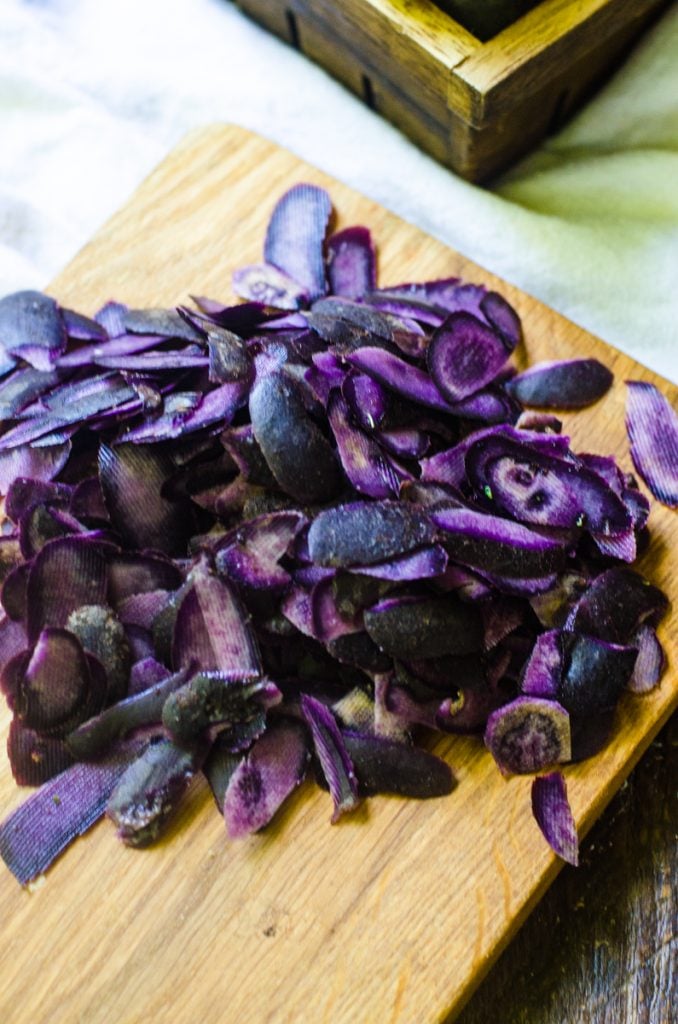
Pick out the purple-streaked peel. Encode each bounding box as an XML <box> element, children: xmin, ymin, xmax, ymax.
<box><xmin>264</xmin><ymin>183</ymin><xmax>332</xmax><ymax>301</ymax></box>
<box><xmin>625</xmin><ymin>381</ymin><xmax>678</xmax><ymax>507</ymax></box>
<box><xmin>327</xmin><ymin>391</ymin><xmax>397</xmax><ymax>499</ymax></box>
<box><xmin>326</xmin><ymin>226</ymin><xmax>376</xmax><ymax>299</ymax></box>
<box><xmin>484</xmin><ymin>696</ymin><xmax>571</xmax><ymax>774</ymax></box>
<box><xmin>627</xmin><ymin>625</ymin><xmax>665</xmax><ymax>694</ymax></box>
<box><xmin>364</xmin><ymin>291</ymin><xmax>445</xmax><ymax>328</ymax></box>
<box><xmin>62</xmin><ymin>307</ymin><xmax>107</xmax><ymax>342</ymax></box>
<box><xmin>342</xmin><ymin>373</ymin><xmax>388</xmax><ymax>432</ymax></box>
<box><xmin>0</xmin><ymin>290</ymin><xmax>66</xmax><ymax>370</ymax></box>
<box><xmin>26</xmin><ymin>536</ymin><xmax>109</xmax><ymax>644</ymax></box>
<box><xmin>310</xmin><ymin>575</ymin><xmax>362</xmax><ymax>643</ymax></box>
<box><xmin>223</xmin><ymin>719</ymin><xmax>310</xmax><ymax>838</ymax></box>
<box><xmin>427</xmin><ymin>312</ymin><xmax>510</xmax><ymax>403</ymax></box>
<box><xmin>531</xmin><ymin>772</ymin><xmax>579</xmax><ymax>866</ymax></box>
<box><xmin>432</xmin><ymin>506</ymin><xmax>566</xmax><ymax>578</ymax></box>
<box><xmin>171</xmin><ymin>564</ymin><xmax>262</xmax><ymax>679</ymax></box>
<box><xmin>0</xmin><ymin>366</ymin><xmax>63</xmax><ymax>420</ymax></box>
<box><xmin>347</xmin><ymin>544</ymin><xmax>448</xmax><ymax>582</ymax></box>
<box><xmin>107</xmin><ymin>739</ymin><xmax>204</xmax><ymax>847</ymax></box>
<box><xmin>214</xmin><ymin>511</ymin><xmax>306</xmax><ymax>591</ymax></box>
<box><xmin>0</xmin><ymin>739</ymin><xmax>146</xmax><ymax>883</ymax></box>
<box><xmin>0</xmin><ymin>441</ymin><xmax>72</xmax><ymax>496</ymax></box>
<box><xmin>301</xmin><ymin>694</ymin><xmax>360</xmax><ymax>823</ymax></box>
<box><xmin>520</xmin><ymin>630</ymin><xmax>562</xmax><ymax>698</ymax></box>
<box><xmin>249</xmin><ymin>370</ymin><xmax>342</xmax><ymax>503</ymax></box>
<box><xmin>565</xmin><ymin>567</ymin><xmax>668</xmax><ymax>644</ymax></box>
<box><xmin>128</xmin><ymin>657</ymin><xmax>171</xmax><ymax>696</ymax></box>
<box><xmin>232</xmin><ymin>263</ymin><xmax>309</xmax><ymax>310</ymax></box>
<box><xmin>506</xmin><ymin>359</ymin><xmax>613</xmax><ymax>409</ymax></box>
<box><xmin>482</xmin><ymin>598</ymin><xmax>525</xmax><ymax>650</ymax></box>
<box><xmin>308</xmin><ymin>500</ymin><xmax>436</xmax><ymax>568</ymax></box>
<box><xmin>465</xmin><ymin>435</ymin><xmax>630</xmax><ymax>536</ymax></box>
<box><xmin>363</xmin><ymin>594</ymin><xmax>482</xmax><ymax>659</ymax></box>
<box><xmin>343</xmin><ymin>731</ymin><xmax>455</xmax><ymax>798</ymax></box>
<box><xmin>348</xmin><ymin>347</ymin><xmax>455</xmax><ymax>412</ymax></box>
<box><xmin>57</xmin><ymin>332</ymin><xmax>166</xmax><ymax>369</ymax></box>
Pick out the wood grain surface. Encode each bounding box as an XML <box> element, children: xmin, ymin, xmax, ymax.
<box><xmin>0</xmin><ymin>125</ymin><xmax>675</xmax><ymax>1024</ymax></box>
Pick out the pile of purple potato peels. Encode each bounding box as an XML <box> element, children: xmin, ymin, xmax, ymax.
<box><xmin>0</xmin><ymin>184</ymin><xmax>676</xmax><ymax>885</ymax></box>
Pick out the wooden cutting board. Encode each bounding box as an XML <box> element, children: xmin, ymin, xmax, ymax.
<box><xmin>0</xmin><ymin>125</ymin><xmax>675</xmax><ymax>1024</ymax></box>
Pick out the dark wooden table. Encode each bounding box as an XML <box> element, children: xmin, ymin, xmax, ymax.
<box><xmin>456</xmin><ymin>715</ymin><xmax>676</xmax><ymax>1024</ymax></box>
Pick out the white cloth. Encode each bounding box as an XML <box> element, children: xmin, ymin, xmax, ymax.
<box><xmin>1</xmin><ymin>0</ymin><xmax>676</xmax><ymax>381</ymax></box>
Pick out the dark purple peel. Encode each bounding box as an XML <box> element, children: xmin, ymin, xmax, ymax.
<box><xmin>57</xmin><ymin>332</ymin><xmax>166</xmax><ymax>369</ymax></box>
<box><xmin>26</xmin><ymin>536</ymin><xmax>109</xmax><ymax>644</ymax></box>
<box><xmin>427</xmin><ymin>312</ymin><xmax>509</xmax><ymax>403</ymax></box>
<box><xmin>249</xmin><ymin>371</ymin><xmax>342</xmax><ymax>503</ymax></box>
<box><xmin>0</xmin><ymin>442</ymin><xmax>72</xmax><ymax>496</ymax></box>
<box><xmin>342</xmin><ymin>373</ymin><xmax>388</xmax><ymax>432</ymax></box>
<box><xmin>326</xmin><ymin>226</ymin><xmax>376</xmax><ymax>299</ymax></box>
<box><xmin>107</xmin><ymin>552</ymin><xmax>183</xmax><ymax>605</ymax></box>
<box><xmin>62</xmin><ymin>307</ymin><xmax>107</xmax><ymax>342</ymax></box>
<box><xmin>2</xmin><ymin>561</ymin><xmax>29</xmax><ymax>621</ymax></box>
<box><xmin>203</xmin><ymin>735</ymin><xmax>241</xmax><ymax>810</ymax></box>
<box><xmin>484</xmin><ymin>696</ymin><xmax>571</xmax><ymax>774</ymax></box>
<box><xmin>122</xmin><ymin>308</ymin><xmax>201</xmax><ymax>341</ymax></box>
<box><xmin>99</xmin><ymin>443</ymin><xmax>193</xmax><ymax>557</ymax></box>
<box><xmin>19</xmin><ymin>504</ymin><xmax>85</xmax><ymax>559</ymax></box>
<box><xmin>565</xmin><ymin>567</ymin><xmax>668</xmax><ymax>644</ymax></box>
<box><xmin>327</xmin><ymin>391</ymin><xmax>396</xmax><ymax>499</ymax></box>
<box><xmin>326</xmin><ymin>632</ymin><xmax>391</xmax><ymax>673</ymax></box>
<box><xmin>432</xmin><ymin>506</ymin><xmax>566</xmax><ymax>579</ymax></box>
<box><xmin>308</xmin><ymin>501</ymin><xmax>436</xmax><ymax>568</ymax></box>
<box><xmin>348</xmin><ymin>544</ymin><xmax>448</xmax><ymax>581</ymax></box>
<box><xmin>0</xmin><ymin>740</ymin><xmax>147</xmax><ymax>882</ymax></box>
<box><xmin>557</xmin><ymin>635</ymin><xmax>636</xmax><ymax>717</ymax></box>
<box><xmin>310</xmin><ymin>575</ymin><xmax>361</xmax><ymax>643</ymax></box>
<box><xmin>0</xmin><ymin>290</ymin><xmax>66</xmax><ymax>370</ymax></box>
<box><xmin>625</xmin><ymin>381</ymin><xmax>678</xmax><ymax>507</ymax></box>
<box><xmin>8</xmin><ymin>719</ymin><xmax>75</xmax><ymax>786</ymax></box>
<box><xmin>436</xmin><ymin>683</ymin><xmax>508</xmax><ymax>734</ymax></box>
<box><xmin>207</xmin><ymin>327</ymin><xmax>251</xmax><ymax>384</ymax></box>
<box><xmin>223</xmin><ymin>720</ymin><xmax>310</xmax><ymax>838</ymax></box>
<box><xmin>220</xmin><ymin>424</ymin><xmax>278</xmax><ymax>488</ymax></box>
<box><xmin>107</xmin><ymin>739</ymin><xmax>203</xmax><ymax>847</ymax></box>
<box><xmin>506</xmin><ymin>359</ymin><xmax>613</xmax><ymax>409</ymax></box>
<box><xmin>465</xmin><ymin>435</ymin><xmax>630</xmax><ymax>536</ymax></box>
<box><xmin>569</xmin><ymin>711</ymin><xmax>616</xmax><ymax>763</ymax></box>
<box><xmin>363</xmin><ymin>594</ymin><xmax>482</xmax><ymax>659</ymax></box>
<box><xmin>232</xmin><ymin>263</ymin><xmax>309</xmax><ymax>310</ymax></box>
<box><xmin>15</xmin><ymin>628</ymin><xmax>91</xmax><ymax>733</ymax></box>
<box><xmin>5</xmin><ymin>478</ymin><xmax>72</xmax><ymax>524</ymax></box>
<box><xmin>128</xmin><ymin>657</ymin><xmax>171</xmax><ymax>696</ymax></box>
<box><xmin>531</xmin><ymin>772</ymin><xmax>578</xmax><ymax>866</ymax></box>
<box><xmin>364</xmin><ymin>292</ymin><xmax>445</xmax><ymax>328</ymax></box>
<box><xmin>348</xmin><ymin>347</ymin><xmax>455</xmax><ymax>412</ymax></box>
<box><xmin>529</xmin><ymin>571</ymin><xmax>589</xmax><ymax>629</ymax></box>
<box><xmin>162</xmin><ymin>671</ymin><xmax>281</xmax><ymax>744</ymax></box>
<box><xmin>264</xmin><ymin>184</ymin><xmax>332</xmax><ymax>301</ymax></box>
<box><xmin>343</xmin><ymin>731</ymin><xmax>455</xmax><ymax>798</ymax></box>
<box><xmin>480</xmin><ymin>291</ymin><xmax>522</xmax><ymax>351</ymax></box>
<box><xmin>301</xmin><ymin>694</ymin><xmax>360</xmax><ymax>822</ymax></box>
<box><xmin>66</xmin><ymin>667</ymin><xmax>191</xmax><ymax>760</ymax></box>
<box><xmin>215</xmin><ymin>511</ymin><xmax>306</xmax><ymax>591</ymax></box>
<box><xmin>171</xmin><ymin>565</ymin><xmax>262</xmax><ymax>679</ymax></box>
<box><xmin>375</xmin><ymin>426</ymin><xmax>430</xmax><ymax>460</ymax></box>
<box><xmin>117</xmin><ymin>590</ymin><xmax>169</xmax><ymax>630</ymax></box>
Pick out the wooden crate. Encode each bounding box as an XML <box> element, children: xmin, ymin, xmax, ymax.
<box><xmin>233</xmin><ymin>0</ymin><xmax>670</xmax><ymax>181</ymax></box>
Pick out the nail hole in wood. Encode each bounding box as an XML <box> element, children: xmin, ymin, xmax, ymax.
<box><xmin>361</xmin><ymin>74</ymin><xmax>376</xmax><ymax>111</ymax></box>
<box><xmin>285</xmin><ymin>9</ymin><xmax>300</xmax><ymax>51</ymax></box>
